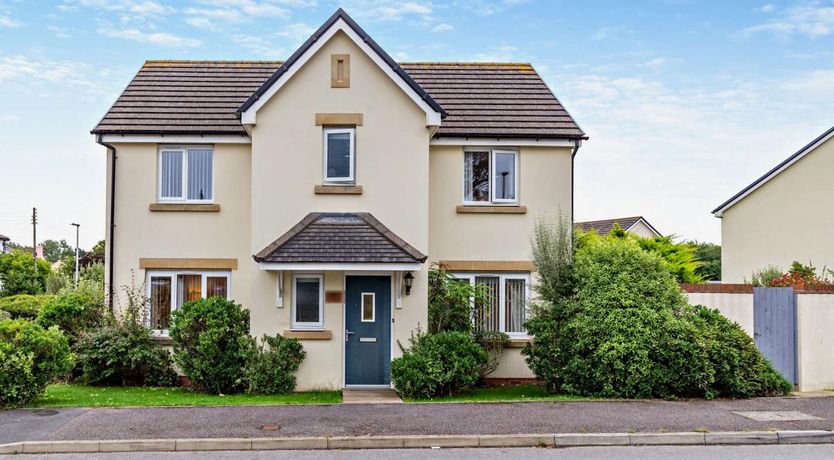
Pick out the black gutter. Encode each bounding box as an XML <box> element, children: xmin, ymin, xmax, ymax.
<box><xmin>96</xmin><ymin>134</ymin><xmax>117</xmax><ymax>310</ymax></box>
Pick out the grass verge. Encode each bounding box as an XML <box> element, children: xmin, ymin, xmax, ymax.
<box><xmin>404</xmin><ymin>384</ymin><xmax>588</xmax><ymax>403</ymax></box>
<box><xmin>27</xmin><ymin>384</ymin><xmax>341</xmax><ymax>408</ymax></box>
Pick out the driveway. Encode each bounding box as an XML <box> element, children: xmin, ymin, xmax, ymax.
<box><xmin>2</xmin><ymin>396</ymin><xmax>833</xmax><ymax>444</ymax></box>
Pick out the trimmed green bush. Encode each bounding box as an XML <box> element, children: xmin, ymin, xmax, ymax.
<box><xmin>0</xmin><ymin>250</ymin><xmax>52</xmax><ymax>296</ymax></box>
<box><xmin>391</xmin><ymin>331</ymin><xmax>487</xmax><ymax>399</ymax></box>
<box><xmin>0</xmin><ymin>294</ymin><xmax>53</xmax><ymax>320</ymax></box>
<box><xmin>170</xmin><ymin>297</ymin><xmax>254</xmax><ymax>394</ymax></box>
<box><xmin>245</xmin><ymin>334</ymin><xmax>306</xmax><ymax>394</ymax></box>
<box><xmin>523</xmin><ymin>228</ymin><xmax>791</xmax><ymax>399</ymax></box>
<box><xmin>36</xmin><ymin>289</ymin><xmax>105</xmax><ymax>344</ymax></box>
<box><xmin>0</xmin><ymin>319</ymin><xmax>73</xmax><ymax>407</ymax></box>
<box><xmin>74</xmin><ymin>324</ymin><xmax>177</xmax><ymax>387</ymax></box>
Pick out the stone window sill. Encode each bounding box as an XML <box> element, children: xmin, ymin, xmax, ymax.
<box><xmin>456</xmin><ymin>205</ymin><xmax>527</xmax><ymax>214</ymax></box>
<box><xmin>149</xmin><ymin>203</ymin><xmax>220</xmax><ymax>212</ymax></box>
<box><xmin>507</xmin><ymin>338</ymin><xmax>532</xmax><ymax>348</ymax></box>
<box><xmin>314</xmin><ymin>185</ymin><xmax>363</xmax><ymax>195</ymax></box>
<box><xmin>150</xmin><ymin>335</ymin><xmax>174</xmax><ymax>346</ymax></box>
<box><xmin>283</xmin><ymin>330</ymin><xmax>332</xmax><ymax>340</ymax></box>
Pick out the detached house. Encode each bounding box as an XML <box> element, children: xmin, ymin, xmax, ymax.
<box><xmin>93</xmin><ymin>9</ymin><xmax>586</xmax><ymax>390</ymax></box>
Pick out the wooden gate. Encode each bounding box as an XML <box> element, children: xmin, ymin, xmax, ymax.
<box><xmin>753</xmin><ymin>287</ymin><xmax>797</xmax><ymax>385</ymax></box>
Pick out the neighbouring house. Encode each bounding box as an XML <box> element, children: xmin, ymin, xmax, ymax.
<box><xmin>575</xmin><ymin>216</ymin><xmax>661</xmax><ymax>238</ymax></box>
<box><xmin>92</xmin><ymin>9</ymin><xmax>586</xmax><ymax>390</ymax></box>
<box><xmin>713</xmin><ymin>127</ymin><xmax>834</xmax><ymax>283</ymax></box>
<box><xmin>0</xmin><ymin>234</ymin><xmax>8</xmax><ymax>253</ymax></box>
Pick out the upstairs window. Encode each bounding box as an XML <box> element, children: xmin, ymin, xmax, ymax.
<box><xmin>159</xmin><ymin>146</ymin><xmax>214</xmax><ymax>202</ymax></box>
<box><xmin>323</xmin><ymin>128</ymin><xmax>355</xmax><ymax>183</ymax></box>
<box><xmin>464</xmin><ymin>149</ymin><xmax>518</xmax><ymax>204</ymax></box>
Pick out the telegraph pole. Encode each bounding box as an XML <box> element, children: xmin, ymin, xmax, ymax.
<box><xmin>31</xmin><ymin>207</ymin><xmax>37</xmax><ymax>275</ymax></box>
<box><xmin>71</xmin><ymin>223</ymin><xmax>80</xmax><ymax>288</ymax></box>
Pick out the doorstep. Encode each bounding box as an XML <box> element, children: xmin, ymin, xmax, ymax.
<box><xmin>342</xmin><ymin>389</ymin><xmax>403</xmax><ymax>404</ymax></box>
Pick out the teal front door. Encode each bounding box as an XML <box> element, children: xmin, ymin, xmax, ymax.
<box><xmin>345</xmin><ymin>275</ymin><xmax>391</xmax><ymax>386</ymax></box>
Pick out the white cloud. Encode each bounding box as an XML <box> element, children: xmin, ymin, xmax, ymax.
<box><xmin>472</xmin><ymin>44</ymin><xmax>526</xmax><ymax>62</ymax></box>
<box><xmin>233</xmin><ymin>34</ymin><xmax>280</xmax><ymax>56</ymax></box>
<box><xmin>61</xmin><ymin>0</ymin><xmax>174</xmax><ymax>16</ymax></box>
<box><xmin>592</xmin><ymin>26</ymin><xmax>625</xmax><ymax>41</ymax></box>
<box><xmin>0</xmin><ymin>15</ymin><xmax>20</xmax><ymax>27</ymax></box>
<box><xmin>342</xmin><ymin>0</ymin><xmax>433</xmax><ymax>22</ymax></box>
<box><xmin>184</xmin><ymin>0</ymin><xmax>293</xmax><ymax>25</ymax></box>
<box><xmin>186</xmin><ymin>16</ymin><xmax>213</xmax><ymax>28</ymax></box>
<box><xmin>743</xmin><ymin>4</ymin><xmax>834</xmax><ymax>38</ymax></box>
<box><xmin>98</xmin><ymin>28</ymin><xmax>202</xmax><ymax>47</ymax></box>
<box><xmin>47</xmin><ymin>25</ymin><xmax>71</xmax><ymax>38</ymax></box>
<box><xmin>756</xmin><ymin>4</ymin><xmax>776</xmax><ymax>13</ymax></box>
<box><xmin>431</xmin><ymin>23</ymin><xmax>453</xmax><ymax>33</ymax></box>
<box><xmin>0</xmin><ymin>113</ymin><xmax>18</xmax><ymax>121</ymax></box>
<box><xmin>276</xmin><ymin>22</ymin><xmax>315</xmax><ymax>43</ymax></box>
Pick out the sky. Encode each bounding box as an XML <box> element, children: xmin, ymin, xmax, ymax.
<box><xmin>0</xmin><ymin>0</ymin><xmax>833</xmax><ymax>248</ymax></box>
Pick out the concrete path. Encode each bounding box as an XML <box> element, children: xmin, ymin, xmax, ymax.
<box><xmin>342</xmin><ymin>389</ymin><xmax>403</xmax><ymax>404</ymax></box>
<box><xmin>1</xmin><ymin>396</ymin><xmax>833</xmax><ymax>445</ymax></box>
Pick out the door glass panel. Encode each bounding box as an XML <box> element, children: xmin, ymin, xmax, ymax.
<box><xmin>295</xmin><ymin>277</ymin><xmax>321</xmax><ymax>323</ymax></box>
<box><xmin>176</xmin><ymin>274</ymin><xmax>202</xmax><ymax>307</ymax></box>
<box><xmin>206</xmin><ymin>276</ymin><xmax>227</xmax><ymax>298</ymax></box>
<box><xmin>475</xmin><ymin>276</ymin><xmax>500</xmax><ymax>331</ymax></box>
<box><xmin>464</xmin><ymin>151</ymin><xmax>489</xmax><ymax>202</ymax></box>
<box><xmin>362</xmin><ymin>293</ymin><xmax>375</xmax><ymax>322</ymax></box>
<box><xmin>150</xmin><ymin>276</ymin><xmax>172</xmax><ymax>330</ymax></box>
<box><xmin>505</xmin><ymin>278</ymin><xmax>527</xmax><ymax>333</ymax></box>
<box><xmin>493</xmin><ymin>152</ymin><xmax>516</xmax><ymax>200</ymax></box>
<box><xmin>326</xmin><ymin>132</ymin><xmax>351</xmax><ymax>179</ymax></box>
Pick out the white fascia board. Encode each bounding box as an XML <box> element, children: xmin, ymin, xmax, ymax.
<box><xmin>99</xmin><ymin>134</ymin><xmax>251</xmax><ymax>144</ymax></box>
<box><xmin>627</xmin><ymin>218</ymin><xmax>662</xmax><ymax>238</ymax></box>
<box><xmin>258</xmin><ymin>262</ymin><xmax>422</xmax><ymax>271</ymax></box>
<box><xmin>430</xmin><ymin>137</ymin><xmax>576</xmax><ymax>148</ymax></box>
<box><xmin>712</xmin><ymin>129</ymin><xmax>834</xmax><ymax>217</ymax></box>
<box><xmin>240</xmin><ymin>18</ymin><xmax>443</xmax><ymax>127</ymax></box>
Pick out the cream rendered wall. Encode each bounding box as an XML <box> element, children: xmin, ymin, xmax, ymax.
<box><xmin>429</xmin><ymin>145</ymin><xmax>573</xmax><ymax>260</ymax></box>
<box><xmin>721</xmin><ymin>136</ymin><xmax>834</xmax><ymax>282</ymax></box>
<box><xmin>429</xmin><ymin>144</ymin><xmax>572</xmax><ymax>380</ymax></box>
<box><xmin>247</xmin><ymin>31</ymin><xmax>431</xmax><ymax>389</ymax></box>
<box><xmin>797</xmin><ymin>294</ymin><xmax>834</xmax><ymax>392</ymax></box>
<box><xmin>686</xmin><ymin>292</ymin><xmax>754</xmax><ymax>336</ymax></box>
<box><xmin>628</xmin><ymin>220</ymin><xmax>659</xmax><ymax>239</ymax></box>
<box><xmin>105</xmin><ymin>142</ymin><xmax>252</xmax><ymax>311</ymax></box>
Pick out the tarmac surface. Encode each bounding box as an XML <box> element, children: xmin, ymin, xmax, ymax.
<box><xmin>2</xmin><ymin>396</ymin><xmax>833</xmax><ymax>444</ymax></box>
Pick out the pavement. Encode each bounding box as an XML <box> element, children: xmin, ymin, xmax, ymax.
<box><xmin>3</xmin><ymin>445</ymin><xmax>834</xmax><ymax>460</ymax></box>
<box><xmin>2</xmin><ymin>396</ymin><xmax>833</xmax><ymax>444</ymax></box>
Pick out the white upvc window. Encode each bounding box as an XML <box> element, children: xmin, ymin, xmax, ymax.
<box><xmin>323</xmin><ymin>128</ymin><xmax>355</xmax><ymax>183</ymax></box>
<box><xmin>292</xmin><ymin>273</ymin><xmax>324</xmax><ymax>330</ymax></box>
<box><xmin>463</xmin><ymin>149</ymin><xmax>519</xmax><ymax>204</ymax></box>
<box><xmin>452</xmin><ymin>272</ymin><xmax>531</xmax><ymax>337</ymax></box>
<box><xmin>146</xmin><ymin>270</ymin><xmax>231</xmax><ymax>334</ymax></box>
<box><xmin>158</xmin><ymin>146</ymin><xmax>214</xmax><ymax>202</ymax></box>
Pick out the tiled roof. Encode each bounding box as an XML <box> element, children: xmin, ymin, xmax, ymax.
<box><xmin>92</xmin><ymin>61</ymin><xmax>584</xmax><ymax>139</ymax></box>
<box><xmin>0</xmin><ymin>234</ymin><xmax>8</xmax><ymax>241</ymax></box>
<box><xmin>402</xmin><ymin>62</ymin><xmax>584</xmax><ymax>139</ymax></box>
<box><xmin>254</xmin><ymin>213</ymin><xmax>427</xmax><ymax>264</ymax></box>
<box><xmin>93</xmin><ymin>61</ymin><xmax>281</xmax><ymax>135</ymax></box>
<box><xmin>575</xmin><ymin>216</ymin><xmax>647</xmax><ymax>235</ymax></box>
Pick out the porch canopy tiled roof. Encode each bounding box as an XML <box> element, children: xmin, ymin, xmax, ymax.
<box><xmin>254</xmin><ymin>213</ymin><xmax>427</xmax><ymax>264</ymax></box>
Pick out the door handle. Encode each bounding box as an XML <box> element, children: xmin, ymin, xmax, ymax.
<box><xmin>345</xmin><ymin>329</ymin><xmax>355</xmax><ymax>342</ymax></box>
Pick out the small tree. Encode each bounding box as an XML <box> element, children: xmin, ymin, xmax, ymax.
<box><xmin>428</xmin><ymin>267</ymin><xmax>488</xmax><ymax>334</ymax></box>
<box><xmin>0</xmin><ymin>250</ymin><xmax>52</xmax><ymax>296</ymax></box>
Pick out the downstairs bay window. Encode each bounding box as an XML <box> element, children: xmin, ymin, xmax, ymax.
<box><xmin>147</xmin><ymin>270</ymin><xmax>230</xmax><ymax>332</ymax></box>
<box><xmin>453</xmin><ymin>273</ymin><xmax>531</xmax><ymax>337</ymax></box>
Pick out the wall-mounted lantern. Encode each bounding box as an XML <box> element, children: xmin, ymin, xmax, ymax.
<box><xmin>403</xmin><ymin>271</ymin><xmax>414</xmax><ymax>296</ymax></box>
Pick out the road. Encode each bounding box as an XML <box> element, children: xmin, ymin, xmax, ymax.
<box><xmin>2</xmin><ymin>445</ymin><xmax>834</xmax><ymax>459</ymax></box>
<box><xmin>3</xmin><ymin>397</ymin><xmax>833</xmax><ymax>444</ymax></box>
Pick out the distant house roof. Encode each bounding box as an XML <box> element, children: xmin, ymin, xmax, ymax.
<box><xmin>575</xmin><ymin>216</ymin><xmax>661</xmax><ymax>237</ymax></box>
<box><xmin>254</xmin><ymin>213</ymin><xmax>427</xmax><ymax>264</ymax></box>
<box><xmin>0</xmin><ymin>234</ymin><xmax>8</xmax><ymax>241</ymax></box>
<box><xmin>712</xmin><ymin>126</ymin><xmax>834</xmax><ymax>217</ymax></box>
<box><xmin>91</xmin><ymin>11</ymin><xmax>585</xmax><ymax>140</ymax></box>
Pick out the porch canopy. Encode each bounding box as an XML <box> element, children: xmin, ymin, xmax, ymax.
<box><xmin>254</xmin><ymin>212</ymin><xmax>427</xmax><ymax>271</ymax></box>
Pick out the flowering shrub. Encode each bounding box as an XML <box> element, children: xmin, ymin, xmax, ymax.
<box><xmin>767</xmin><ymin>262</ymin><xmax>833</xmax><ymax>289</ymax></box>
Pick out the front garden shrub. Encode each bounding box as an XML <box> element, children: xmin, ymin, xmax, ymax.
<box><xmin>0</xmin><ymin>250</ymin><xmax>52</xmax><ymax>296</ymax></box>
<box><xmin>244</xmin><ymin>334</ymin><xmax>306</xmax><ymax>394</ymax></box>
<box><xmin>0</xmin><ymin>319</ymin><xmax>73</xmax><ymax>407</ymax></box>
<box><xmin>391</xmin><ymin>330</ymin><xmax>487</xmax><ymax>399</ymax></box>
<box><xmin>36</xmin><ymin>289</ymin><xmax>106</xmax><ymax>344</ymax></box>
<box><xmin>428</xmin><ymin>267</ymin><xmax>489</xmax><ymax>334</ymax></box>
<box><xmin>0</xmin><ymin>294</ymin><xmax>53</xmax><ymax>320</ymax></box>
<box><xmin>75</xmin><ymin>324</ymin><xmax>177</xmax><ymax>387</ymax></box>
<box><xmin>170</xmin><ymin>297</ymin><xmax>254</xmax><ymax>394</ymax></box>
<box><xmin>523</xmin><ymin>222</ymin><xmax>791</xmax><ymax>399</ymax></box>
